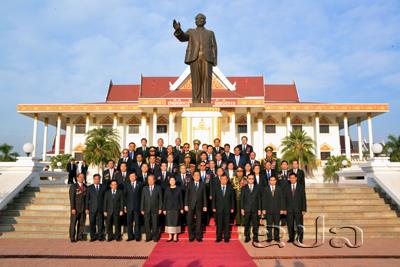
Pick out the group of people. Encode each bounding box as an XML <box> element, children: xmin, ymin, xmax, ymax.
<box><xmin>69</xmin><ymin>136</ymin><xmax>307</xmax><ymax>244</ymax></box>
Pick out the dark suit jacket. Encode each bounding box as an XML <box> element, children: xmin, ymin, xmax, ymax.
<box><xmin>262</xmin><ymin>185</ymin><xmax>286</xmax><ymax>214</ymax></box>
<box><xmin>136</xmin><ymin>147</ymin><xmax>149</xmax><ymax>158</ymax></box>
<box><xmin>132</xmin><ymin>161</ymin><xmax>144</xmax><ymax>178</ymax></box>
<box><xmin>115</xmin><ymin>171</ymin><xmax>130</xmax><ymax>186</ymax></box>
<box><xmin>240</xmin><ymin>184</ymin><xmax>262</xmax><ymax>212</ymax></box>
<box><xmin>285</xmin><ymin>184</ymin><xmax>307</xmax><ymax>213</ymax></box>
<box><xmin>67</xmin><ymin>162</ymin><xmax>77</xmax><ymax>175</ymax></box>
<box><xmin>124</xmin><ymin>181</ymin><xmax>142</xmax><ymax>212</ymax></box>
<box><xmin>222</xmin><ymin>152</ymin><xmax>235</xmax><ymax>163</ymax></box>
<box><xmin>81</xmin><ymin>164</ymin><xmax>88</xmax><ymax>176</ymax></box>
<box><xmin>174</xmin><ymin>27</ymin><xmax>217</xmax><ymax>65</ymax></box>
<box><xmin>236</xmin><ymin>144</ymin><xmax>254</xmax><ymax>158</ymax></box>
<box><xmin>155</xmin><ymin>147</ymin><xmax>167</xmax><ymax>159</ymax></box>
<box><xmin>157</xmin><ymin>171</ymin><xmax>173</xmax><ymax>190</ymax></box>
<box><xmin>148</xmin><ymin>163</ymin><xmax>161</xmax><ymax>177</ymax></box>
<box><xmin>117</xmin><ymin>157</ymin><xmax>133</xmax><ymax>172</ymax></box>
<box><xmin>248</xmin><ymin>159</ymin><xmax>260</xmax><ymax>169</ymax></box>
<box><xmin>290</xmin><ymin>169</ymin><xmax>305</xmax><ymax>187</ymax></box>
<box><xmin>102</xmin><ymin>168</ymin><xmax>118</xmax><ymax>185</ymax></box>
<box><xmin>140</xmin><ymin>185</ymin><xmax>163</xmax><ymax>213</ymax></box>
<box><xmin>184</xmin><ymin>181</ymin><xmax>207</xmax><ymax>210</ymax></box>
<box><xmin>103</xmin><ymin>189</ymin><xmax>124</xmax><ymax>215</ymax></box>
<box><xmin>212</xmin><ymin>183</ymin><xmax>235</xmax><ymax>213</ymax></box>
<box><xmin>85</xmin><ymin>184</ymin><xmax>106</xmax><ymax>213</ymax></box>
<box><xmin>213</xmin><ymin>146</ymin><xmax>223</xmax><ymax>155</ymax></box>
<box><xmin>253</xmin><ymin>174</ymin><xmax>266</xmax><ymax>188</ymax></box>
<box><xmin>264</xmin><ymin>169</ymin><xmax>277</xmax><ymax>180</ymax></box>
<box><xmin>176</xmin><ymin>173</ymin><xmax>193</xmax><ymax>188</ymax></box>
<box><xmin>232</xmin><ymin>155</ymin><xmax>247</xmax><ymax>169</ymax></box>
<box><xmin>69</xmin><ymin>183</ymin><xmax>87</xmax><ymax>213</ymax></box>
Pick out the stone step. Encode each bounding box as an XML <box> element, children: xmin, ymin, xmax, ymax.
<box><xmin>0</xmin><ymin>210</ymin><xmax>70</xmax><ymax>217</ymax></box>
<box><xmin>8</xmin><ymin>203</ymin><xmax>70</xmax><ymax>211</ymax></box>
<box><xmin>24</xmin><ymin>186</ymin><xmax>70</xmax><ymax>193</ymax></box>
<box><xmin>306</xmin><ymin>194</ymin><xmax>381</xmax><ymax>200</ymax></box>
<box><xmin>307</xmin><ymin>205</ymin><xmax>391</xmax><ymax>212</ymax></box>
<box><xmin>306</xmin><ymin>188</ymin><xmax>375</xmax><ymax>193</ymax></box>
<box><xmin>304</xmin><ymin>211</ymin><xmax>397</xmax><ymax>218</ymax></box>
<box><xmin>307</xmin><ymin>199</ymin><xmax>385</xmax><ymax>205</ymax></box>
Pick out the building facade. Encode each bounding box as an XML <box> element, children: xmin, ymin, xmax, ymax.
<box><xmin>18</xmin><ymin>67</ymin><xmax>389</xmax><ymax>165</ymax></box>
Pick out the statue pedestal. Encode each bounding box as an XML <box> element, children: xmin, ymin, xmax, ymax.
<box><xmin>181</xmin><ymin>107</ymin><xmax>222</xmax><ymax>145</ymax></box>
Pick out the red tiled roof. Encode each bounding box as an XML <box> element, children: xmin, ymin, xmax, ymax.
<box><xmin>105</xmin><ymin>76</ymin><xmax>300</xmax><ymax>102</ymax></box>
<box><xmin>264</xmin><ymin>84</ymin><xmax>299</xmax><ymax>102</ymax></box>
<box><xmin>47</xmin><ymin>135</ymin><xmax>65</xmax><ymax>154</ymax></box>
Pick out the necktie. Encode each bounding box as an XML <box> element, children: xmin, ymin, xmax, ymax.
<box><xmin>150</xmin><ymin>186</ymin><xmax>153</xmax><ymax>196</ymax></box>
<box><xmin>132</xmin><ymin>183</ymin><xmax>135</xmax><ymax>189</ymax></box>
<box><xmin>272</xmin><ymin>186</ymin><xmax>275</xmax><ymax>197</ymax></box>
<box><xmin>195</xmin><ymin>182</ymin><xmax>199</xmax><ymax>189</ymax></box>
<box><xmin>292</xmin><ymin>185</ymin><xmax>295</xmax><ymax>196</ymax></box>
<box><xmin>112</xmin><ymin>190</ymin><xmax>116</xmax><ymax>198</ymax></box>
<box><xmin>222</xmin><ymin>186</ymin><xmax>226</xmax><ymax>196</ymax></box>
<box><xmin>96</xmin><ymin>185</ymin><xmax>99</xmax><ymax>192</ymax></box>
<box><xmin>250</xmin><ymin>185</ymin><xmax>253</xmax><ymax>192</ymax></box>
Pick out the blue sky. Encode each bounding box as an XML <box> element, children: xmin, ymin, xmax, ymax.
<box><xmin>1</xmin><ymin>0</ymin><xmax>399</xmax><ymax>154</ymax></box>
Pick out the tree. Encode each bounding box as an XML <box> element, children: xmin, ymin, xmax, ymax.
<box><xmin>385</xmin><ymin>134</ymin><xmax>400</xmax><ymax>162</ymax></box>
<box><xmin>50</xmin><ymin>154</ymin><xmax>73</xmax><ymax>170</ymax></box>
<box><xmin>0</xmin><ymin>143</ymin><xmax>19</xmax><ymax>162</ymax></box>
<box><xmin>83</xmin><ymin>128</ymin><xmax>121</xmax><ymax>173</ymax></box>
<box><xmin>280</xmin><ymin>129</ymin><xmax>317</xmax><ymax>175</ymax></box>
<box><xmin>323</xmin><ymin>155</ymin><xmax>350</xmax><ymax>183</ymax></box>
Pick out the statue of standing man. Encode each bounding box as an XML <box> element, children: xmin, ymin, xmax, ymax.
<box><xmin>173</xmin><ymin>14</ymin><xmax>217</xmax><ymax>104</ymax></box>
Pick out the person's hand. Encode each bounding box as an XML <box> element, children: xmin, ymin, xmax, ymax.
<box><xmin>180</xmin><ymin>210</ymin><xmax>184</xmax><ymax>214</ymax></box>
<box><xmin>241</xmin><ymin>209</ymin><xmax>245</xmax><ymax>216</ymax></box>
<box><xmin>173</xmin><ymin>19</ymin><xmax>181</xmax><ymax>30</ymax></box>
<box><xmin>119</xmin><ymin>211</ymin><xmax>123</xmax><ymax>216</ymax></box>
<box><xmin>71</xmin><ymin>209</ymin><xmax>76</xmax><ymax>215</ymax></box>
<box><xmin>230</xmin><ymin>209</ymin><xmax>234</xmax><ymax>213</ymax></box>
<box><xmin>209</xmin><ymin>196</ymin><xmax>212</xmax><ymax>200</ymax></box>
<box><xmin>212</xmin><ymin>208</ymin><xmax>216</xmax><ymax>213</ymax></box>
<box><xmin>104</xmin><ymin>212</ymin><xmax>107</xmax><ymax>217</ymax></box>
<box><xmin>163</xmin><ymin>210</ymin><xmax>167</xmax><ymax>215</ymax></box>
<box><xmin>158</xmin><ymin>209</ymin><xmax>162</xmax><ymax>215</ymax></box>
<box><xmin>141</xmin><ymin>211</ymin><xmax>144</xmax><ymax>215</ymax></box>
<box><xmin>184</xmin><ymin>206</ymin><xmax>189</xmax><ymax>212</ymax></box>
<box><xmin>85</xmin><ymin>209</ymin><xmax>89</xmax><ymax>215</ymax></box>
<box><xmin>302</xmin><ymin>211</ymin><xmax>306</xmax><ymax>216</ymax></box>
<box><xmin>262</xmin><ymin>210</ymin><xmax>266</xmax><ymax>215</ymax></box>
<box><xmin>257</xmin><ymin>210</ymin><xmax>261</xmax><ymax>216</ymax></box>
<box><xmin>203</xmin><ymin>207</ymin><xmax>207</xmax><ymax>212</ymax></box>
<box><xmin>124</xmin><ymin>207</ymin><xmax>127</xmax><ymax>213</ymax></box>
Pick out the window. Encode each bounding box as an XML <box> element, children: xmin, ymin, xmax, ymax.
<box><xmin>128</xmin><ymin>125</ymin><xmax>139</xmax><ymax>134</ymax></box>
<box><xmin>320</xmin><ymin>152</ymin><xmax>331</xmax><ymax>160</ymax></box>
<box><xmin>75</xmin><ymin>125</ymin><xmax>86</xmax><ymax>134</ymax></box>
<box><xmin>157</xmin><ymin>125</ymin><xmax>167</xmax><ymax>134</ymax></box>
<box><xmin>265</xmin><ymin>125</ymin><xmax>276</xmax><ymax>134</ymax></box>
<box><xmin>102</xmin><ymin>124</ymin><xmax>113</xmax><ymax>129</ymax></box>
<box><xmin>292</xmin><ymin>125</ymin><xmax>303</xmax><ymax>132</ymax></box>
<box><xmin>319</xmin><ymin>124</ymin><xmax>330</xmax><ymax>134</ymax></box>
<box><xmin>238</xmin><ymin>124</ymin><xmax>247</xmax><ymax>134</ymax></box>
<box><xmin>74</xmin><ymin>152</ymin><xmax>84</xmax><ymax>161</ymax></box>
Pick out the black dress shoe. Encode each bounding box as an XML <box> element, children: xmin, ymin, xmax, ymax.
<box><xmin>89</xmin><ymin>239</ymin><xmax>96</xmax><ymax>242</ymax></box>
<box><xmin>274</xmin><ymin>239</ymin><xmax>280</xmax><ymax>242</ymax></box>
<box><xmin>173</xmin><ymin>239</ymin><xmax>178</xmax><ymax>243</ymax></box>
<box><xmin>266</xmin><ymin>239</ymin><xmax>272</xmax><ymax>243</ymax></box>
<box><xmin>287</xmin><ymin>239</ymin><xmax>294</xmax><ymax>243</ymax></box>
<box><xmin>196</xmin><ymin>238</ymin><xmax>203</xmax><ymax>242</ymax></box>
<box><xmin>244</xmin><ymin>237</ymin><xmax>251</xmax><ymax>243</ymax></box>
<box><xmin>224</xmin><ymin>239</ymin><xmax>230</xmax><ymax>243</ymax></box>
<box><xmin>189</xmin><ymin>238</ymin><xmax>195</xmax><ymax>242</ymax></box>
<box><xmin>99</xmin><ymin>238</ymin><xmax>105</xmax><ymax>242</ymax></box>
<box><xmin>215</xmin><ymin>239</ymin><xmax>222</xmax><ymax>243</ymax></box>
<box><xmin>70</xmin><ymin>239</ymin><xmax>76</xmax><ymax>243</ymax></box>
<box><xmin>135</xmin><ymin>238</ymin><xmax>141</xmax><ymax>242</ymax></box>
<box><xmin>253</xmin><ymin>239</ymin><xmax>259</xmax><ymax>243</ymax></box>
<box><xmin>166</xmin><ymin>239</ymin><xmax>173</xmax><ymax>242</ymax></box>
<box><xmin>126</xmin><ymin>238</ymin><xmax>134</xmax><ymax>241</ymax></box>
<box><xmin>107</xmin><ymin>238</ymin><xmax>113</xmax><ymax>242</ymax></box>
<box><xmin>145</xmin><ymin>239</ymin><xmax>152</xmax><ymax>242</ymax></box>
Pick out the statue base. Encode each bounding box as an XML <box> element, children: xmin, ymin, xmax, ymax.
<box><xmin>190</xmin><ymin>102</ymin><xmax>213</xmax><ymax>107</ymax></box>
<box><xmin>181</xmin><ymin>106</ymin><xmax>222</xmax><ymax>145</ymax></box>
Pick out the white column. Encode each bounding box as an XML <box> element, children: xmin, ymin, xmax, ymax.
<box><xmin>140</xmin><ymin>114</ymin><xmax>147</xmax><ymax>138</ymax></box>
<box><xmin>152</xmin><ymin>109</ymin><xmax>157</xmax><ymax>146</ymax></box>
<box><xmin>42</xmin><ymin>118</ymin><xmax>48</xmax><ymax>161</ymax></box>
<box><xmin>65</xmin><ymin>120</ymin><xmax>72</xmax><ymax>155</ymax></box>
<box><xmin>257</xmin><ymin>114</ymin><xmax>263</xmax><ymax>159</ymax></box>
<box><xmin>343</xmin><ymin>113</ymin><xmax>351</xmax><ymax>159</ymax></box>
<box><xmin>367</xmin><ymin>113</ymin><xmax>374</xmax><ymax>159</ymax></box>
<box><xmin>55</xmin><ymin>113</ymin><xmax>61</xmax><ymax>155</ymax></box>
<box><xmin>85</xmin><ymin>113</ymin><xmax>90</xmax><ymax>133</ymax></box>
<box><xmin>314</xmin><ymin>113</ymin><xmax>320</xmax><ymax>159</ymax></box>
<box><xmin>113</xmin><ymin>113</ymin><xmax>118</xmax><ymax>130</ymax></box>
<box><xmin>286</xmin><ymin>112</ymin><xmax>291</xmax><ymax>136</ymax></box>
<box><xmin>168</xmin><ymin>111</ymin><xmax>175</xmax><ymax>145</ymax></box>
<box><xmin>32</xmin><ymin>113</ymin><xmax>38</xmax><ymax>158</ymax></box>
<box><xmin>230</xmin><ymin>111</ymin><xmax>236</xmax><ymax>145</ymax></box>
<box><xmin>357</xmin><ymin>118</ymin><xmax>363</xmax><ymax>160</ymax></box>
<box><xmin>246</xmin><ymin>108</ymin><xmax>252</xmax><ymax>144</ymax></box>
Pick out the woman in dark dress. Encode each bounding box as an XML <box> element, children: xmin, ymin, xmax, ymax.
<box><xmin>163</xmin><ymin>176</ymin><xmax>184</xmax><ymax>242</ymax></box>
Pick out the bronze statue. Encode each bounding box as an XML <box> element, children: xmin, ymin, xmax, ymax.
<box><xmin>173</xmin><ymin>13</ymin><xmax>217</xmax><ymax>104</ymax></box>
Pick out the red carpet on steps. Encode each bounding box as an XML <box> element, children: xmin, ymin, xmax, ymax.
<box><xmin>143</xmin><ymin>240</ymin><xmax>256</xmax><ymax>267</ymax></box>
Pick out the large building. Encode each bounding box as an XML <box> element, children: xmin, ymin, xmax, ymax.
<box><xmin>17</xmin><ymin>66</ymin><xmax>388</xmax><ymax>165</ymax></box>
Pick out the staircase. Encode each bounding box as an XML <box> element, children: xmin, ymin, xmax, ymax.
<box><xmin>0</xmin><ymin>184</ymin><xmax>399</xmax><ymax>239</ymax></box>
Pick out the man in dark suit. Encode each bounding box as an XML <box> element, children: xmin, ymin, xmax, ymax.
<box><xmin>233</xmin><ymin>146</ymin><xmax>247</xmax><ymax>169</ymax></box>
<box><xmin>215</xmin><ymin>153</ymin><xmax>226</xmax><ymax>170</ymax></box>
<box><xmin>81</xmin><ymin>160</ymin><xmax>88</xmax><ymax>183</ymax></box>
<box><xmin>264</xmin><ymin>161</ymin><xmax>276</xmax><ymax>181</ymax></box>
<box><xmin>278</xmin><ymin>160</ymin><xmax>290</xmax><ymax>189</ymax></box>
<box><xmin>148</xmin><ymin>155</ymin><xmax>161</xmax><ymax>177</ymax></box>
<box><xmin>222</xmin><ymin>143</ymin><xmax>235</xmax><ymax>163</ymax></box>
<box><xmin>138</xmin><ymin>163</ymin><xmax>149</xmax><ymax>184</ymax></box>
<box><xmin>128</xmin><ymin>142</ymin><xmax>137</xmax><ymax>162</ymax></box>
<box><xmin>173</xmin><ymin>138</ymin><xmax>183</xmax><ymax>161</ymax></box>
<box><xmin>102</xmin><ymin>160</ymin><xmax>118</xmax><ymax>188</ymax></box>
<box><xmin>124</xmin><ymin>172</ymin><xmax>143</xmax><ymax>241</ymax></box>
<box><xmin>140</xmin><ymin>175</ymin><xmax>163</xmax><ymax>242</ymax></box>
<box><xmin>115</xmin><ymin>162</ymin><xmax>129</xmax><ymax>188</ymax></box>
<box><xmin>262</xmin><ymin>176</ymin><xmax>286</xmax><ymax>242</ymax></box>
<box><xmin>185</xmin><ymin>171</ymin><xmax>207</xmax><ymax>242</ymax></box>
<box><xmin>290</xmin><ymin>160</ymin><xmax>305</xmax><ymax>188</ymax></box>
<box><xmin>157</xmin><ymin>162</ymin><xmax>172</xmax><ymax>192</ymax></box>
<box><xmin>285</xmin><ymin>173</ymin><xmax>307</xmax><ymax>243</ymax></box>
<box><xmin>173</xmin><ymin>13</ymin><xmax>217</xmax><ymax>103</ymax></box>
<box><xmin>240</xmin><ymin>174</ymin><xmax>262</xmax><ymax>242</ymax></box>
<box><xmin>103</xmin><ymin>180</ymin><xmax>124</xmax><ymax>241</ymax></box>
<box><xmin>248</xmin><ymin>152</ymin><xmax>260</xmax><ymax>170</ymax></box>
<box><xmin>85</xmin><ymin>174</ymin><xmax>106</xmax><ymax>241</ymax></box>
<box><xmin>166</xmin><ymin>154</ymin><xmax>178</xmax><ymax>174</ymax></box>
<box><xmin>212</xmin><ymin>175</ymin><xmax>235</xmax><ymax>243</ymax></box>
<box><xmin>69</xmin><ymin>173</ymin><xmax>87</xmax><ymax>242</ymax></box>
<box><xmin>156</xmin><ymin>138</ymin><xmax>168</xmax><ymax>161</ymax></box>
<box><xmin>67</xmin><ymin>159</ymin><xmax>77</xmax><ymax>184</ymax></box>
<box><xmin>118</xmin><ymin>149</ymin><xmax>133</xmax><ymax>173</ymax></box>
<box><xmin>176</xmin><ymin>164</ymin><xmax>192</xmax><ymax>190</ymax></box>
<box><xmin>236</xmin><ymin>136</ymin><xmax>253</xmax><ymax>159</ymax></box>
<box><xmin>136</xmin><ymin>138</ymin><xmax>149</xmax><ymax>159</ymax></box>
<box><xmin>132</xmin><ymin>153</ymin><xmax>144</xmax><ymax>178</ymax></box>
<box><xmin>213</xmin><ymin>138</ymin><xmax>223</xmax><ymax>154</ymax></box>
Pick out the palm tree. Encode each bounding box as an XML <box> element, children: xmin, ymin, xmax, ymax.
<box><xmin>0</xmin><ymin>143</ymin><xmax>20</xmax><ymax>162</ymax></box>
<box><xmin>385</xmin><ymin>134</ymin><xmax>400</xmax><ymax>162</ymax></box>
<box><xmin>83</xmin><ymin>128</ymin><xmax>121</xmax><ymax>173</ymax></box>
<box><xmin>281</xmin><ymin>129</ymin><xmax>317</xmax><ymax>175</ymax></box>
<box><xmin>323</xmin><ymin>155</ymin><xmax>350</xmax><ymax>183</ymax></box>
